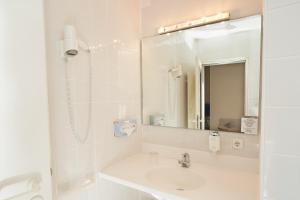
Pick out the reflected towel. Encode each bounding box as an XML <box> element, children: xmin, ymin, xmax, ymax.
<box><xmin>218</xmin><ymin>118</ymin><xmax>241</xmax><ymax>133</ymax></box>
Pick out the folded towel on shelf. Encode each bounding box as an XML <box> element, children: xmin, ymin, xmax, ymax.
<box><xmin>218</xmin><ymin>118</ymin><xmax>241</xmax><ymax>133</ymax></box>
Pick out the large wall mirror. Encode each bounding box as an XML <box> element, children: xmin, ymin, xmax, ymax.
<box><xmin>141</xmin><ymin>15</ymin><xmax>261</xmax><ymax>133</ymax></box>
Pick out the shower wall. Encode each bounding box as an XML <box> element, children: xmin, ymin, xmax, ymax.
<box><xmin>45</xmin><ymin>0</ymin><xmax>141</xmax><ymax>199</ymax></box>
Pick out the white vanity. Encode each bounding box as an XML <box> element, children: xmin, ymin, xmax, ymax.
<box><xmin>99</xmin><ymin>144</ymin><xmax>259</xmax><ymax>200</ymax></box>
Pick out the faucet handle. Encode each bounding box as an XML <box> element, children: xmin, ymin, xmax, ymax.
<box><xmin>184</xmin><ymin>153</ymin><xmax>190</xmax><ymax>163</ymax></box>
<box><xmin>178</xmin><ymin>153</ymin><xmax>191</xmax><ymax>168</ymax></box>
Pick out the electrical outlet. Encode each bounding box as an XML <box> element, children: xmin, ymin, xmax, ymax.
<box><xmin>232</xmin><ymin>138</ymin><xmax>244</xmax><ymax>150</ymax></box>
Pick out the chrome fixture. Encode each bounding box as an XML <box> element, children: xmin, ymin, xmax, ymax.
<box><xmin>158</xmin><ymin>12</ymin><xmax>230</xmax><ymax>34</ymax></box>
<box><xmin>178</xmin><ymin>153</ymin><xmax>190</xmax><ymax>168</ymax></box>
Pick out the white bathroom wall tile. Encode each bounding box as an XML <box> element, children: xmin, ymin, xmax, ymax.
<box><xmin>264</xmin><ymin>107</ymin><xmax>300</xmax><ymax>156</ymax></box>
<box><xmin>91</xmin><ymin>49</ymin><xmax>112</xmax><ymax>103</ymax></box>
<box><xmin>262</xmin><ymin>0</ymin><xmax>300</xmax><ymax>199</ymax></box>
<box><xmin>221</xmin><ymin>134</ymin><xmax>260</xmax><ymax>158</ymax></box>
<box><xmin>92</xmin><ymin>80</ymin><xmax>110</xmax><ymax>103</ymax></box>
<box><xmin>67</xmin><ymin>52</ymin><xmax>92</xmax><ymax>82</ymax></box>
<box><xmin>266</xmin><ymin>0</ymin><xmax>300</xmax><ymax>10</ymax></box>
<box><xmin>91</xmin><ymin>48</ymin><xmax>109</xmax><ymax>84</ymax></box>
<box><xmin>142</xmin><ymin>126</ymin><xmax>186</xmax><ymax>148</ymax></box>
<box><xmin>89</xmin><ymin>0</ymin><xmax>108</xmax><ymax>44</ymax></box>
<box><xmin>50</xmin><ymin>102</ymin><xmax>69</xmax><ymax>134</ymax></box>
<box><xmin>67</xmin><ymin>0</ymin><xmax>95</xmax><ymax>43</ymax></box>
<box><xmin>46</xmin><ymin>0</ymin><xmax>142</xmax><ymax>198</ymax></box>
<box><xmin>181</xmin><ymin>131</ymin><xmax>209</xmax><ymax>151</ymax></box>
<box><xmin>93</xmin><ymin>0</ymin><xmax>142</xmax><ymax>170</ymax></box>
<box><xmin>95</xmin><ymin>102</ymin><xmax>142</xmax><ymax>169</ymax></box>
<box><xmin>48</xmin><ymin>61</ymin><xmax>70</xmax><ymax>106</ymax></box>
<box><xmin>264</xmin><ymin>4</ymin><xmax>300</xmax><ymax>58</ymax></box>
<box><xmin>264</xmin><ymin>154</ymin><xmax>300</xmax><ymax>200</ymax></box>
<box><xmin>92</xmin><ymin>103</ymin><xmax>110</xmax><ymax>162</ymax></box>
<box><xmin>108</xmin><ymin>48</ymin><xmax>141</xmax><ymax>103</ymax></box>
<box><xmin>74</xmin><ymin>80</ymin><xmax>90</xmax><ymax>103</ymax></box>
<box><xmin>52</xmin><ymin>127</ymin><xmax>76</xmax><ymax>184</ymax></box>
<box><xmin>116</xmin><ymin>45</ymin><xmax>140</xmax><ymax>100</ymax></box>
<box><xmin>264</xmin><ymin>57</ymin><xmax>300</xmax><ymax>107</ymax></box>
<box><xmin>142</xmin><ymin>126</ymin><xmax>260</xmax><ymax>158</ymax></box>
<box><xmin>71</xmin><ymin>103</ymin><xmax>91</xmax><ymax>134</ymax></box>
<box><xmin>105</xmin><ymin>0</ymin><xmax>140</xmax><ymax>42</ymax></box>
<box><xmin>122</xmin><ymin>102</ymin><xmax>142</xmax><ymax>122</ymax></box>
<box><xmin>141</xmin><ymin>0</ymin><xmax>262</xmax><ymax>36</ymax></box>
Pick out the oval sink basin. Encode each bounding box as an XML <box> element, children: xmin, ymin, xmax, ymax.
<box><xmin>146</xmin><ymin>167</ymin><xmax>205</xmax><ymax>191</ymax></box>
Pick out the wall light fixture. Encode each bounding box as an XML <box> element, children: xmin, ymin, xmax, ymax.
<box><xmin>157</xmin><ymin>12</ymin><xmax>230</xmax><ymax>34</ymax></box>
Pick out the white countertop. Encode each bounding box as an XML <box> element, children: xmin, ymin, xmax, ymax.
<box><xmin>99</xmin><ymin>152</ymin><xmax>259</xmax><ymax>200</ymax></box>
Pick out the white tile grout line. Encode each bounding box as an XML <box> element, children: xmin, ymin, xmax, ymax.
<box><xmin>265</xmin><ymin>1</ymin><xmax>300</xmax><ymax>12</ymax></box>
<box><xmin>264</xmin><ymin>54</ymin><xmax>300</xmax><ymax>61</ymax></box>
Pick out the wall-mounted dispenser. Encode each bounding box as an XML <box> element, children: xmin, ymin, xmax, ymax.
<box><xmin>209</xmin><ymin>131</ymin><xmax>221</xmax><ymax>153</ymax></box>
<box><xmin>114</xmin><ymin>119</ymin><xmax>137</xmax><ymax>137</ymax></box>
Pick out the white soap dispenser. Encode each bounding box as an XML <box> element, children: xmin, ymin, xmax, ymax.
<box><xmin>209</xmin><ymin>131</ymin><xmax>221</xmax><ymax>153</ymax></box>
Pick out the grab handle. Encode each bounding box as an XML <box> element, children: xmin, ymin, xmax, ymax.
<box><xmin>0</xmin><ymin>172</ymin><xmax>41</xmax><ymax>200</ymax></box>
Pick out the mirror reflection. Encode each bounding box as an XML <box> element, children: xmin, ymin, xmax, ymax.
<box><xmin>142</xmin><ymin>15</ymin><xmax>261</xmax><ymax>133</ymax></box>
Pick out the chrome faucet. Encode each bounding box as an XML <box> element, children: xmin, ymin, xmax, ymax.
<box><xmin>178</xmin><ymin>153</ymin><xmax>190</xmax><ymax>168</ymax></box>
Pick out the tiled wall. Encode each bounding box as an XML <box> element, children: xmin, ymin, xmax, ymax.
<box><xmin>141</xmin><ymin>0</ymin><xmax>262</xmax><ymax>36</ymax></box>
<box><xmin>45</xmin><ymin>0</ymin><xmax>141</xmax><ymax>199</ymax></box>
<box><xmin>262</xmin><ymin>0</ymin><xmax>300</xmax><ymax>199</ymax></box>
<box><xmin>140</xmin><ymin>0</ymin><xmax>262</xmax><ymax>158</ymax></box>
<box><xmin>44</xmin><ymin>0</ymin><xmax>300</xmax><ymax>199</ymax></box>
<box><xmin>142</xmin><ymin>126</ymin><xmax>260</xmax><ymax>158</ymax></box>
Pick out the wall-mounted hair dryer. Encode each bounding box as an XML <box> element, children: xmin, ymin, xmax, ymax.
<box><xmin>63</xmin><ymin>25</ymin><xmax>79</xmax><ymax>56</ymax></box>
<box><xmin>61</xmin><ymin>25</ymin><xmax>91</xmax><ymax>58</ymax></box>
<box><xmin>62</xmin><ymin>25</ymin><xmax>94</xmax><ymax>144</ymax></box>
